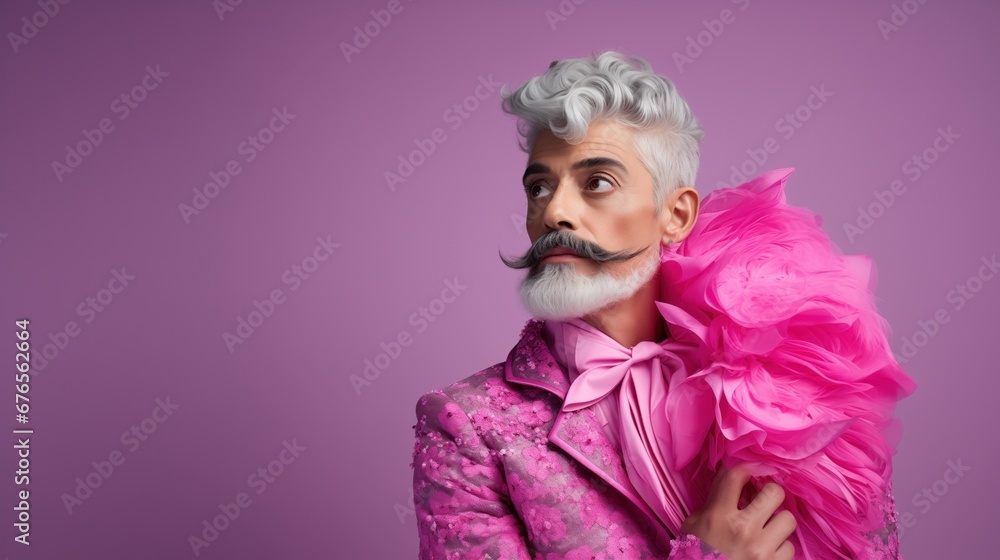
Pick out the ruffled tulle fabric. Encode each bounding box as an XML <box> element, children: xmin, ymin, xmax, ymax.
<box><xmin>654</xmin><ymin>168</ymin><xmax>917</xmax><ymax>559</ymax></box>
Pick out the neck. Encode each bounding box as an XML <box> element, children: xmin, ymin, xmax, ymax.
<box><xmin>581</xmin><ymin>270</ymin><xmax>667</xmax><ymax>348</ymax></box>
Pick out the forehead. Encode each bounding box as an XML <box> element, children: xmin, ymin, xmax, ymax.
<box><xmin>529</xmin><ymin>120</ymin><xmax>638</xmax><ymax>163</ymax></box>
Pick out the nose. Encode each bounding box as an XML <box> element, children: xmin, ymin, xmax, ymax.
<box><xmin>542</xmin><ymin>179</ymin><xmax>580</xmax><ymax>232</ymax></box>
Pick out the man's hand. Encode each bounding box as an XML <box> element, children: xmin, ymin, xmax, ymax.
<box><xmin>680</xmin><ymin>464</ymin><xmax>796</xmax><ymax>560</ymax></box>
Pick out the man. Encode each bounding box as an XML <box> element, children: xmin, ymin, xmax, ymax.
<box><xmin>411</xmin><ymin>51</ymin><xmax>912</xmax><ymax>559</ymax></box>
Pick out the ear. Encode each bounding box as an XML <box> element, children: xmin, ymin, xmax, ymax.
<box><xmin>659</xmin><ymin>186</ymin><xmax>700</xmax><ymax>245</ymax></box>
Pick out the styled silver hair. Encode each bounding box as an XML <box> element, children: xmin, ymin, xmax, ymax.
<box><xmin>499</xmin><ymin>50</ymin><xmax>704</xmax><ymax>215</ymax></box>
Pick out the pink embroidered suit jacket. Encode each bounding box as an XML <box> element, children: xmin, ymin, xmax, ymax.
<box><xmin>413</xmin><ymin>318</ymin><xmax>903</xmax><ymax>559</ymax></box>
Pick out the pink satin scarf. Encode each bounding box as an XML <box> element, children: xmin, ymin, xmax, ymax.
<box><xmin>542</xmin><ymin>317</ymin><xmax>702</xmax><ymax>535</ymax></box>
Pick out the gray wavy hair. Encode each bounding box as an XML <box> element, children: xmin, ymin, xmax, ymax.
<box><xmin>499</xmin><ymin>50</ymin><xmax>704</xmax><ymax>216</ymax></box>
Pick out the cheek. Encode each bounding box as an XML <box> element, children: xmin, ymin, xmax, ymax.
<box><xmin>526</xmin><ymin>199</ymin><xmax>552</xmax><ymax>227</ymax></box>
<box><xmin>524</xmin><ymin>206</ymin><xmax>544</xmax><ymax>234</ymax></box>
<box><xmin>601</xmin><ymin>213</ymin><xmax>655</xmax><ymax>248</ymax></box>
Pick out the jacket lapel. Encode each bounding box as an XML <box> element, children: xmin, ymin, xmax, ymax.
<box><xmin>503</xmin><ymin>319</ymin><xmax>664</xmax><ymax>527</ymax></box>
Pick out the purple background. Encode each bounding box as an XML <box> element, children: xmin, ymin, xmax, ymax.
<box><xmin>1</xmin><ymin>0</ymin><xmax>996</xmax><ymax>558</ymax></box>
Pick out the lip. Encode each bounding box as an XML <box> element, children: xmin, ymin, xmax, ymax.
<box><xmin>542</xmin><ymin>247</ymin><xmax>580</xmax><ymax>262</ymax></box>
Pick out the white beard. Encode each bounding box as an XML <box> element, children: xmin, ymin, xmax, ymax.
<box><xmin>518</xmin><ymin>243</ymin><xmax>662</xmax><ymax>321</ymax></box>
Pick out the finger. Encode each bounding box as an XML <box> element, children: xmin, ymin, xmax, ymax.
<box><xmin>776</xmin><ymin>539</ymin><xmax>795</xmax><ymax>560</ymax></box>
<box><xmin>762</xmin><ymin>509</ymin><xmax>797</xmax><ymax>545</ymax></box>
<box><xmin>703</xmin><ymin>463</ymin><xmax>727</xmax><ymax>505</ymax></box>
<box><xmin>742</xmin><ymin>481</ymin><xmax>785</xmax><ymax>525</ymax></box>
<box><xmin>710</xmin><ymin>463</ymin><xmax>753</xmax><ymax>509</ymax></box>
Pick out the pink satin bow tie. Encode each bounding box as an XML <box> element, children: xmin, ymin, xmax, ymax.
<box><xmin>550</xmin><ymin>317</ymin><xmax>700</xmax><ymax>535</ymax></box>
<box><xmin>562</xmin><ymin>338</ymin><xmax>677</xmax><ymax>411</ymax></box>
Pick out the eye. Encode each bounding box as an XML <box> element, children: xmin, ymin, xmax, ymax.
<box><xmin>526</xmin><ymin>182</ymin><xmax>551</xmax><ymax>199</ymax></box>
<box><xmin>587</xmin><ymin>175</ymin><xmax>614</xmax><ymax>192</ymax></box>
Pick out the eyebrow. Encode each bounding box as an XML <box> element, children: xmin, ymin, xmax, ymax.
<box><xmin>522</xmin><ymin>157</ymin><xmax>630</xmax><ymax>186</ymax></box>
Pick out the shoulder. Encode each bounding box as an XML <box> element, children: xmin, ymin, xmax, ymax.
<box><xmin>413</xmin><ymin>361</ymin><xmax>506</xmax><ymax>420</ymax></box>
<box><xmin>413</xmin><ymin>318</ymin><xmax>551</xmax><ymax>419</ymax></box>
<box><xmin>414</xmin><ymin>363</ymin><xmax>550</xmax><ymax>421</ymax></box>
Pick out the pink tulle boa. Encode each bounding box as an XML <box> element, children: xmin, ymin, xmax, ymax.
<box><xmin>655</xmin><ymin>168</ymin><xmax>917</xmax><ymax>559</ymax></box>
